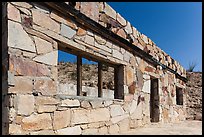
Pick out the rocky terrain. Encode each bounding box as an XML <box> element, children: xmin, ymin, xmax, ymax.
<box><xmin>186</xmin><ymin>72</ymin><xmax>202</xmax><ymax>121</ymax></box>
<box><xmin>58</xmin><ymin>62</ymin><xmax>202</xmax><ymax>121</ymax></box>
<box><xmin>58</xmin><ymin>62</ymin><xmax>114</xmax><ymax>90</ymax></box>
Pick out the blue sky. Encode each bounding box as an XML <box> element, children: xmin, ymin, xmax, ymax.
<box><xmin>108</xmin><ymin>2</ymin><xmax>202</xmax><ymax>72</ymax></box>
<box><xmin>59</xmin><ymin>2</ymin><xmax>202</xmax><ymax>72</ymax></box>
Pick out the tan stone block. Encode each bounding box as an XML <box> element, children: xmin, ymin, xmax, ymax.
<box><xmin>88</xmin><ymin>108</ymin><xmax>110</xmax><ymax>123</ymax></box>
<box><xmin>71</xmin><ymin>109</ymin><xmax>89</xmax><ymax>125</ymax></box>
<box><xmin>117</xmin><ymin>29</ymin><xmax>126</xmax><ymax>39</ymax></box>
<box><xmin>80</xmin><ymin>2</ymin><xmax>99</xmax><ymax>22</ymax></box>
<box><xmin>22</xmin><ymin>113</ymin><xmax>52</xmax><ymax>131</ymax></box>
<box><xmin>118</xmin><ymin>118</ymin><xmax>130</xmax><ymax>133</ymax></box>
<box><xmin>110</xmin><ymin>105</ymin><xmax>125</xmax><ymax>117</ymax></box>
<box><xmin>109</xmin><ymin>124</ymin><xmax>119</xmax><ymax>134</ymax></box>
<box><xmin>9</xmin><ymin>76</ymin><xmax>33</xmax><ymax>94</ymax></box>
<box><xmin>130</xmin><ymin>102</ymin><xmax>143</xmax><ymax>120</ymax></box>
<box><xmin>34</xmin><ymin>78</ymin><xmax>57</xmax><ymax>95</ymax></box>
<box><xmin>98</xmin><ymin>126</ymin><xmax>108</xmax><ymax>135</ymax></box>
<box><xmin>30</xmin><ymin>130</ymin><xmax>55</xmax><ymax>135</ymax></box>
<box><xmin>111</xmin><ymin>114</ymin><xmax>129</xmax><ymax>124</ymax></box>
<box><xmin>50</xmin><ymin>11</ymin><xmax>77</xmax><ymax>30</ymax></box>
<box><xmin>94</xmin><ymin>35</ymin><xmax>106</xmax><ymax>45</ymax></box>
<box><xmin>35</xmin><ymin>96</ymin><xmax>59</xmax><ymax>105</ymax></box>
<box><xmin>37</xmin><ymin>105</ymin><xmax>56</xmax><ymax>113</ymax></box>
<box><xmin>126</xmin><ymin>65</ymin><xmax>135</xmax><ymax>86</ymax></box>
<box><xmin>82</xmin><ymin>128</ymin><xmax>98</xmax><ymax>135</ymax></box>
<box><xmin>33</xmin><ymin>50</ymin><xmax>58</xmax><ymax>66</ymax></box>
<box><xmin>124</xmin><ymin>21</ymin><xmax>132</xmax><ymax>34</ymax></box>
<box><xmin>76</xmin><ymin>27</ymin><xmax>87</xmax><ymax>36</ymax></box>
<box><xmin>104</xmin><ymin>3</ymin><xmax>116</xmax><ymax>20</ymax></box>
<box><xmin>33</xmin><ymin>36</ymin><xmax>53</xmax><ymax>54</ymax></box>
<box><xmin>116</xmin><ymin>13</ymin><xmax>126</xmax><ymax>26</ymax></box>
<box><xmin>9</xmin><ymin>124</ymin><xmax>28</xmax><ymax>135</ymax></box>
<box><xmin>17</xmin><ymin>95</ymin><xmax>34</xmax><ymax>116</ymax></box>
<box><xmin>8</xmin><ymin>20</ymin><xmax>36</xmax><ymax>52</ymax></box>
<box><xmin>56</xmin><ymin>126</ymin><xmax>81</xmax><ymax>135</ymax></box>
<box><xmin>8</xmin><ymin>3</ymin><xmax>21</xmax><ymax>22</ymax></box>
<box><xmin>53</xmin><ymin>110</ymin><xmax>71</xmax><ymax>130</ymax></box>
<box><xmin>32</xmin><ymin>9</ymin><xmax>60</xmax><ymax>33</ymax></box>
<box><xmin>11</xmin><ymin>2</ymin><xmax>33</xmax><ymax>9</ymax></box>
<box><xmin>61</xmin><ymin>99</ymin><xmax>80</xmax><ymax>107</ymax></box>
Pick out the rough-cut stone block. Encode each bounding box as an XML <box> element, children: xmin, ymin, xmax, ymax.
<box><xmin>50</xmin><ymin>11</ymin><xmax>77</xmax><ymax>30</ymax></box>
<box><xmin>30</xmin><ymin>130</ymin><xmax>55</xmax><ymax>135</ymax></box>
<box><xmin>94</xmin><ymin>35</ymin><xmax>106</xmax><ymax>45</ymax></box>
<box><xmin>85</xmin><ymin>35</ymin><xmax>95</xmax><ymax>46</ymax></box>
<box><xmin>8</xmin><ymin>20</ymin><xmax>36</xmax><ymax>52</ymax></box>
<box><xmin>129</xmin><ymin>119</ymin><xmax>143</xmax><ymax>128</ymax></box>
<box><xmin>126</xmin><ymin>66</ymin><xmax>134</xmax><ymax>86</ymax></box>
<box><xmin>33</xmin><ymin>36</ymin><xmax>53</xmax><ymax>54</ymax></box>
<box><xmin>77</xmin><ymin>27</ymin><xmax>87</xmax><ymax>36</ymax></box>
<box><xmin>32</xmin><ymin>9</ymin><xmax>60</xmax><ymax>33</ymax></box>
<box><xmin>124</xmin><ymin>21</ymin><xmax>132</xmax><ymax>34</ymax></box>
<box><xmin>37</xmin><ymin>105</ymin><xmax>56</xmax><ymax>113</ymax></box>
<box><xmin>117</xmin><ymin>29</ymin><xmax>127</xmax><ymax>39</ymax></box>
<box><xmin>142</xmin><ymin>77</ymin><xmax>151</xmax><ymax>94</ymax></box>
<box><xmin>61</xmin><ymin>99</ymin><xmax>80</xmax><ymax>107</ymax></box>
<box><xmin>71</xmin><ymin>109</ymin><xmax>89</xmax><ymax>125</ymax></box>
<box><xmin>112</xmin><ymin>49</ymin><xmax>123</xmax><ymax>60</ymax></box>
<box><xmin>53</xmin><ymin>110</ymin><xmax>71</xmax><ymax>130</ymax></box>
<box><xmin>130</xmin><ymin>102</ymin><xmax>143</xmax><ymax>120</ymax></box>
<box><xmin>11</xmin><ymin>2</ymin><xmax>33</xmax><ymax>9</ymax></box>
<box><xmin>110</xmin><ymin>105</ymin><xmax>125</xmax><ymax>117</ymax></box>
<box><xmin>98</xmin><ymin>126</ymin><xmax>108</xmax><ymax>135</ymax></box>
<box><xmin>111</xmin><ymin>114</ymin><xmax>129</xmax><ymax>124</ymax></box>
<box><xmin>124</xmin><ymin>51</ymin><xmax>131</xmax><ymax>62</ymax></box>
<box><xmin>142</xmin><ymin>34</ymin><xmax>148</xmax><ymax>44</ymax></box>
<box><xmin>80</xmin><ymin>2</ymin><xmax>99</xmax><ymax>22</ymax></box>
<box><xmin>95</xmin><ymin>42</ymin><xmax>112</xmax><ymax>53</ymax></box>
<box><xmin>129</xmin><ymin>100</ymin><xmax>137</xmax><ymax>114</ymax></box>
<box><xmin>88</xmin><ymin>108</ymin><xmax>110</xmax><ymax>123</ymax></box>
<box><xmin>17</xmin><ymin>95</ymin><xmax>34</xmax><ymax>116</ymax></box>
<box><xmin>82</xmin><ymin>128</ymin><xmax>98</xmax><ymax>135</ymax></box>
<box><xmin>33</xmin><ymin>50</ymin><xmax>58</xmax><ymax>66</ymax></box>
<box><xmin>9</xmin><ymin>124</ymin><xmax>28</xmax><ymax>135</ymax></box>
<box><xmin>22</xmin><ymin>113</ymin><xmax>52</xmax><ymax>131</ymax></box>
<box><xmin>116</xmin><ymin>13</ymin><xmax>126</xmax><ymax>26</ymax></box>
<box><xmin>9</xmin><ymin>76</ymin><xmax>33</xmax><ymax>94</ymax></box>
<box><xmin>60</xmin><ymin>24</ymin><xmax>76</xmax><ymax>39</ymax></box>
<box><xmin>35</xmin><ymin>96</ymin><xmax>59</xmax><ymax>105</ymax></box>
<box><xmin>56</xmin><ymin>126</ymin><xmax>81</xmax><ymax>135</ymax></box>
<box><xmin>34</xmin><ymin>78</ymin><xmax>57</xmax><ymax>95</ymax></box>
<box><xmin>90</xmin><ymin>100</ymin><xmax>103</xmax><ymax>108</ymax></box>
<box><xmin>80</xmin><ymin>100</ymin><xmax>91</xmax><ymax>108</ymax></box>
<box><xmin>17</xmin><ymin>7</ymin><xmax>31</xmax><ymax>16</ymax></box>
<box><xmin>109</xmin><ymin>124</ymin><xmax>119</xmax><ymax>134</ymax></box>
<box><xmin>8</xmin><ymin>3</ymin><xmax>21</xmax><ymax>22</ymax></box>
<box><xmin>8</xmin><ymin>71</ymin><xmax>15</xmax><ymax>86</ymax></box>
<box><xmin>104</xmin><ymin>3</ymin><xmax>116</xmax><ymax>20</ymax></box>
<box><xmin>104</xmin><ymin>100</ymin><xmax>113</xmax><ymax>107</ymax></box>
<box><xmin>118</xmin><ymin>118</ymin><xmax>130</xmax><ymax>133</ymax></box>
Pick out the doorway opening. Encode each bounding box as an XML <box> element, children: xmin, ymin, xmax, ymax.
<box><xmin>150</xmin><ymin>78</ymin><xmax>160</xmax><ymax>122</ymax></box>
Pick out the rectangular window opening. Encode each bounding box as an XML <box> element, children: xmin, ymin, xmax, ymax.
<box><xmin>57</xmin><ymin>47</ymin><xmax>123</xmax><ymax>100</ymax></box>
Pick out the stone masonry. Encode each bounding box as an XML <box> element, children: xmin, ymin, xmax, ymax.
<box><xmin>2</xmin><ymin>2</ymin><xmax>187</xmax><ymax>135</ymax></box>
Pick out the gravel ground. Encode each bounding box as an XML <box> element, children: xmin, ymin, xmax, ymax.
<box><xmin>115</xmin><ymin>120</ymin><xmax>202</xmax><ymax>135</ymax></box>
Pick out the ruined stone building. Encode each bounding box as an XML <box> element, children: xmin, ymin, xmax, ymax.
<box><xmin>2</xmin><ymin>2</ymin><xmax>187</xmax><ymax>135</ymax></box>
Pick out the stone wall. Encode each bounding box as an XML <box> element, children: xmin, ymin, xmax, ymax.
<box><xmin>5</xmin><ymin>2</ymin><xmax>186</xmax><ymax>135</ymax></box>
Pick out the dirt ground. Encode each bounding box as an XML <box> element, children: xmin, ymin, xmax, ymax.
<box><xmin>117</xmin><ymin>120</ymin><xmax>202</xmax><ymax>135</ymax></box>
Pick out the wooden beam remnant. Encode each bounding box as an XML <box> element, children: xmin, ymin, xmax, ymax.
<box><xmin>98</xmin><ymin>62</ymin><xmax>102</xmax><ymax>97</ymax></box>
<box><xmin>77</xmin><ymin>56</ymin><xmax>82</xmax><ymax>96</ymax></box>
